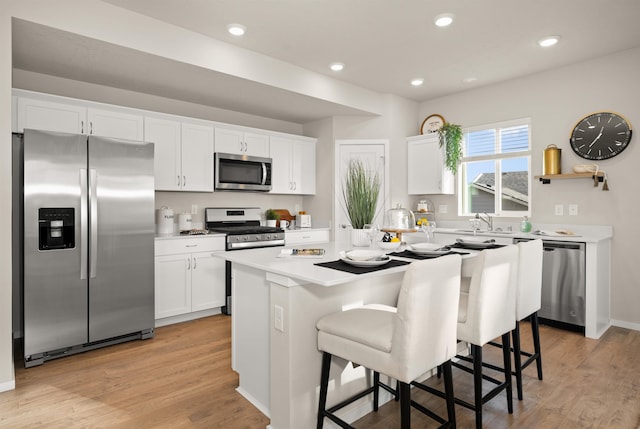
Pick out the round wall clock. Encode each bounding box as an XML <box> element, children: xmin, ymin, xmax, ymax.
<box><xmin>569</xmin><ymin>111</ymin><xmax>632</xmax><ymax>160</ymax></box>
<box><xmin>420</xmin><ymin>114</ymin><xmax>445</xmax><ymax>134</ymax></box>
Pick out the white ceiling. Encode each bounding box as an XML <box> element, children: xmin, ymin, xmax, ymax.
<box><xmin>12</xmin><ymin>0</ymin><xmax>640</xmax><ymax>123</ymax></box>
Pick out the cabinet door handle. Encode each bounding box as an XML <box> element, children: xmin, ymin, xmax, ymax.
<box><xmin>185</xmin><ymin>244</ymin><xmax>198</xmax><ymax>247</ymax></box>
<box><xmin>177</xmin><ymin>175</ymin><xmax>181</xmax><ymax>187</ymax></box>
<box><xmin>81</xmin><ymin>120</ymin><xmax>84</xmax><ymax>134</ymax></box>
<box><xmin>193</xmin><ymin>257</ymin><xmax>197</xmax><ymax>270</ymax></box>
<box><xmin>187</xmin><ymin>258</ymin><xmax>191</xmax><ymax>270</ymax></box>
<box><xmin>240</xmin><ymin>141</ymin><xmax>244</xmax><ymax>152</ymax></box>
<box><xmin>90</xmin><ymin>121</ymin><xmax>93</xmax><ymax>135</ymax></box>
<box><xmin>183</xmin><ymin>175</ymin><xmax>186</xmax><ymax>188</ymax></box>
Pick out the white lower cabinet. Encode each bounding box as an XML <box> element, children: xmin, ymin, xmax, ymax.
<box><xmin>154</xmin><ymin>236</ymin><xmax>225</xmax><ymax>320</ymax></box>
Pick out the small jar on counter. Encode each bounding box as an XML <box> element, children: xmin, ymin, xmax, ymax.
<box><xmin>520</xmin><ymin>216</ymin><xmax>532</xmax><ymax>233</ymax></box>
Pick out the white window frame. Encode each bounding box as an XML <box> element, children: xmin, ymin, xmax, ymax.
<box><xmin>458</xmin><ymin>118</ymin><xmax>532</xmax><ymax>217</ymax></box>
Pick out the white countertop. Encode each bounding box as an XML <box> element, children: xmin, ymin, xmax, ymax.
<box><xmin>432</xmin><ymin>227</ymin><xmax>611</xmax><ymax>244</ymax></box>
<box><xmin>155</xmin><ymin>232</ymin><xmax>226</xmax><ymax>240</ymax></box>
<box><xmin>215</xmin><ymin>242</ymin><xmax>476</xmax><ymax>287</ymax></box>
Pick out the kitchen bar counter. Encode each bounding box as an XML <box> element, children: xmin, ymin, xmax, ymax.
<box><xmin>215</xmin><ymin>243</ymin><xmax>476</xmax><ymax>429</ymax></box>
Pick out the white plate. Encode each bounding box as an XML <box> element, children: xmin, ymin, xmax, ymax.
<box><xmin>408</xmin><ymin>246</ymin><xmax>450</xmax><ymax>256</ymax></box>
<box><xmin>344</xmin><ymin>249</ymin><xmax>386</xmax><ymax>261</ymax></box>
<box><xmin>341</xmin><ymin>255</ymin><xmax>391</xmax><ymax>267</ymax></box>
<box><xmin>410</xmin><ymin>242</ymin><xmax>442</xmax><ymax>251</ymax></box>
<box><xmin>455</xmin><ymin>238</ymin><xmax>495</xmax><ymax>249</ymax></box>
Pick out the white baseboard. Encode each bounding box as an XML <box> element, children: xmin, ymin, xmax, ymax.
<box><xmin>154</xmin><ymin>307</ymin><xmax>222</xmax><ymax>328</ymax></box>
<box><xmin>235</xmin><ymin>386</ymin><xmax>270</xmax><ymax>418</ymax></box>
<box><xmin>0</xmin><ymin>379</ymin><xmax>16</xmax><ymax>393</ymax></box>
<box><xmin>610</xmin><ymin>319</ymin><xmax>640</xmax><ymax>332</ymax></box>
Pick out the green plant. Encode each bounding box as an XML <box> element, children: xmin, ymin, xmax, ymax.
<box><xmin>438</xmin><ymin>122</ymin><xmax>464</xmax><ymax>174</ymax></box>
<box><xmin>342</xmin><ymin>159</ymin><xmax>381</xmax><ymax>229</ymax></box>
<box><xmin>265</xmin><ymin>209</ymin><xmax>280</xmax><ymax>220</ymax></box>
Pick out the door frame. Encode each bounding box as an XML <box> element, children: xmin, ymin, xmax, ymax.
<box><xmin>334</xmin><ymin>139</ymin><xmax>390</xmax><ymax>243</ymax></box>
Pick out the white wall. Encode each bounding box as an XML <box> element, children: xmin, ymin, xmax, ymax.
<box><xmin>418</xmin><ymin>47</ymin><xmax>640</xmax><ymax>326</ymax></box>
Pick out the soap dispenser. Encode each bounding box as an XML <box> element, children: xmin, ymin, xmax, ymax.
<box><xmin>520</xmin><ymin>216</ymin><xmax>532</xmax><ymax>233</ymax></box>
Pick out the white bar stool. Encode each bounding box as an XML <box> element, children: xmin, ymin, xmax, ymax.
<box><xmin>486</xmin><ymin>239</ymin><xmax>544</xmax><ymax>400</ymax></box>
<box><xmin>316</xmin><ymin>254</ymin><xmax>462</xmax><ymax>429</ymax></box>
<box><xmin>453</xmin><ymin>245</ymin><xmax>519</xmax><ymax>429</ymax></box>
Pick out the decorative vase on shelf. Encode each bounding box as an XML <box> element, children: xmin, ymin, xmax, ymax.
<box><xmin>351</xmin><ymin>229</ymin><xmax>371</xmax><ymax>247</ymax></box>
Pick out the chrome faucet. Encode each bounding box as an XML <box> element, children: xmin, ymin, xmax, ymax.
<box><xmin>476</xmin><ymin>213</ymin><xmax>493</xmax><ymax>231</ymax></box>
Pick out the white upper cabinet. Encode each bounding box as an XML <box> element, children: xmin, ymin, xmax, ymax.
<box><xmin>17</xmin><ymin>97</ymin><xmax>86</xmax><ymax>134</ymax></box>
<box><xmin>16</xmin><ymin>94</ymin><xmax>143</xmax><ymax>141</ymax></box>
<box><xmin>214</xmin><ymin>127</ymin><xmax>269</xmax><ymax>157</ymax></box>
<box><xmin>145</xmin><ymin>115</ymin><xmax>214</xmax><ymax>192</ymax></box>
<box><xmin>407</xmin><ymin>134</ymin><xmax>455</xmax><ymax>195</ymax></box>
<box><xmin>145</xmin><ymin>116</ymin><xmax>182</xmax><ymax>191</ymax></box>
<box><xmin>270</xmin><ymin>136</ymin><xmax>316</xmax><ymax>195</ymax></box>
<box><xmin>87</xmin><ymin>107</ymin><xmax>144</xmax><ymax>141</ymax></box>
<box><xmin>180</xmin><ymin>122</ymin><xmax>214</xmax><ymax>192</ymax></box>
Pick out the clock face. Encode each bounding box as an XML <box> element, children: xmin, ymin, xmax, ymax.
<box><xmin>421</xmin><ymin>114</ymin><xmax>445</xmax><ymax>134</ymax></box>
<box><xmin>570</xmin><ymin>112</ymin><xmax>632</xmax><ymax>160</ymax></box>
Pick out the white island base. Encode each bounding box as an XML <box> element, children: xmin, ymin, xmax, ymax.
<box><xmin>223</xmin><ymin>244</ymin><xmax>475</xmax><ymax>429</ymax></box>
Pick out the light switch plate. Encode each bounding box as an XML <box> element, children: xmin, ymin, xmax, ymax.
<box><xmin>555</xmin><ymin>204</ymin><xmax>564</xmax><ymax>216</ymax></box>
<box><xmin>438</xmin><ymin>205</ymin><xmax>448</xmax><ymax>214</ymax></box>
<box><xmin>569</xmin><ymin>204</ymin><xmax>578</xmax><ymax>216</ymax></box>
<box><xmin>274</xmin><ymin>305</ymin><xmax>284</xmax><ymax>332</ymax></box>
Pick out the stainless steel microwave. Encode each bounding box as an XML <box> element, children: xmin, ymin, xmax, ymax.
<box><xmin>214</xmin><ymin>152</ymin><xmax>272</xmax><ymax>192</ymax></box>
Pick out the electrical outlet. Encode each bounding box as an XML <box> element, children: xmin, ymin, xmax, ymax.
<box><xmin>191</xmin><ymin>204</ymin><xmax>198</xmax><ymax>214</ymax></box>
<box><xmin>569</xmin><ymin>204</ymin><xmax>578</xmax><ymax>216</ymax></box>
<box><xmin>438</xmin><ymin>204</ymin><xmax>448</xmax><ymax>214</ymax></box>
<box><xmin>274</xmin><ymin>305</ymin><xmax>284</xmax><ymax>332</ymax></box>
<box><xmin>294</xmin><ymin>204</ymin><xmax>300</xmax><ymax>214</ymax></box>
<box><xmin>555</xmin><ymin>204</ymin><xmax>564</xmax><ymax>216</ymax></box>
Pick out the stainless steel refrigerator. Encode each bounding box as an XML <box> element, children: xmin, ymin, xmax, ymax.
<box><xmin>13</xmin><ymin>129</ymin><xmax>155</xmax><ymax>367</ymax></box>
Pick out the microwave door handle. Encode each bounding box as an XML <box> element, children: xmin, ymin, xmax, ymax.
<box><xmin>262</xmin><ymin>162</ymin><xmax>268</xmax><ymax>185</ymax></box>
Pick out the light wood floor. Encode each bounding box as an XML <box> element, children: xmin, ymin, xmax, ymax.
<box><xmin>1</xmin><ymin>315</ymin><xmax>638</xmax><ymax>428</ymax></box>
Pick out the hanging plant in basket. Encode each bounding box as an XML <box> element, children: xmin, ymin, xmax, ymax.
<box><xmin>438</xmin><ymin>122</ymin><xmax>464</xmax><ymax>174</ymax></box>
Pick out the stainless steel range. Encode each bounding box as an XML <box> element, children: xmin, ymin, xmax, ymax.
<box><xmin>205</xmin><ymin>207</ymin><xmax>285</xmax><ymax>316</ymax></box>
<box><xmin>205</xmin><ymin>207</ymin><xmax>285</xmax><ymax>250</ymax></box>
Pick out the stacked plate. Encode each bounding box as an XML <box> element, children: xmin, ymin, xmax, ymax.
<box><xmin>455</xmin><ymin>237</ymin><xmax>496</xmax><ymax>249</ymax></box>
<box><xmin>408</xmin><ymin>242</ymin><xmax>450</xmax><ymax>256</ymax></box>
<box><xmin>340</xmin><ymin>250</ymin><xmax>390</xmax><ymax>267</ymax></box>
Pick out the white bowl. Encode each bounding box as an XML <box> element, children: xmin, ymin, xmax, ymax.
<box><xmin>378</xmin><ymin>241</ymin><xmax>401</xmax><ymax>251</ymax></box>
<box><xmin>410</xmin><ymin>242</ymin><xmax>442</xmax><ymax>251</ymax></box>
<box><xmin>345</xmin><ymin>250</ymin><xmax>385</xmax><ymax>261</ymax></box>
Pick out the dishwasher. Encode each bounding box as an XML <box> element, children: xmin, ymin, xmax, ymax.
<box><xmin>514</xmin><ymin>238</ymin><xmax>586</xmax><ymax>332</ymax></box>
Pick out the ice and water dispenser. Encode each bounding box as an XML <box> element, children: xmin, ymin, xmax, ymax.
<box><xmin>38</xmin><ymin>208</ymin><xmax>75</xmax><ymax>250</ymax></box>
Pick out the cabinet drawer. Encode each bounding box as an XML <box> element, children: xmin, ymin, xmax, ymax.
<box><xmin>155</xmin><ymin>236</ymin><xmax>225</xmax><ymax>256</ymax></box>
<box><xmin>285</xmin><ymin>230</ymin><xmax>329</xmax><ymax>245</ymax></box>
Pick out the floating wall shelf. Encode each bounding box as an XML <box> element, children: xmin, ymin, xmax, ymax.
<box><xmin>535</xmin><ymin>172</ymin><xmax>604</xmax><ymax>184</ymax></box>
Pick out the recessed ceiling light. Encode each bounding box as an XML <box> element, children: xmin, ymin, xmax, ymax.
<box><xmin>538</xmin><ymin>36</ymin><xmax>559</xmax><ymax>47</ymax></box>
<box><xmin>330</xmin><ymin>62</ymin><xmax>344</xmax><ymax>72</ymax></box>
<box><xmin>227</xmin><ymin>24</ymin><xmax>246</xmax><ymax>36</ymax></box>
<box><xmin>411</xmin><ymin>78</ymin><xmax>424</xmax><ymax>86</ymax></box>
<box><xmin>434</xmin><ymin>13</ymin><xmax>454</xmax><ymax>27</ymax></box>
<box><xmin>463</xmin><ymin>77</ymin><xmax>478</xmax><ymax>83</ymax></box>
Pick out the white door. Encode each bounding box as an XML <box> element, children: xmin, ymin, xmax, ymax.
<box><xmin>334</xmin><ymin>140</ymin><xmax>389</xmax><ymax>244</ymax></box>
<box><xmin>154</xmin><ymin>254</ymin><xmax>192</xmax><ymax>319</ymax></box>
<box><xmin>191</xmin><ymin>252</ymin><xmax>226</xmax><ymax>311</ymax></box>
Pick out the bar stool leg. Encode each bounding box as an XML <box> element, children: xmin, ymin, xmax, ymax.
<box><xmin>531</xmin><ymin>313</ymin><xmax>543</xmax><ymax>380</ymax></box>
<box><xmin>373</xmin><ymin>371</ymin><xmax>380</xmax><ymax>411</ymax></box>
<box><xmin>442</xmin><ymin>360</ymin><xmax>456</xmax><ymax>427</ymax></box>
<box><xmin>399</xmin><ymin>381</ymin><xmax>411</xmax><ymax>429</ymax></box>
<box><xmin>512</xmin><ymin>321</ymin><xmax>524</xmax><ymax>400</ymax></box>
<box><xmin>317</xmin><ymin>352</ymin><xmax>331</xmax><ymax>429</ymax></box>
<box><xmin>472</xmin><ymin>344</ymin><xmax>483</xmax><ymax>429</ymax></box>
<box><xmin>502</xmin><ymin>332</ymin><xmax>514</xmax><ymax>413</ymax></box>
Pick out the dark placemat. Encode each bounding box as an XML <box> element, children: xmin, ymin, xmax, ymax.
<box><xmin>450</xmin><ymin>242</ymin><xmax>505</xmax><ymax>250</ymax></box>
<box><xmin>389</xmin><ymin>250</ymin><xmax>469</xmax><ymax>260</ymax></box>
<box><xmin>315</xmin><ymin>258</ymin><xmax>411</xmax><ymax>274</ymax></box>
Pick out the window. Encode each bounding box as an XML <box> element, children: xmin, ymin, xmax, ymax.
<box><xmin>458</xmin><ymin>118</ymin><xmax>531</xmax><ymax>217</ymax></box>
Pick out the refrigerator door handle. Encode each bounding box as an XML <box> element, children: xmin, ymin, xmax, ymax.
<box><xmin>89</xmin><ymin>168</ymin><xmax>98</xmax><ymax>278</ymax></box>
<box><xmin>80</xmin><ymin>169</ymin><xmax>88</xmax><ymax>280</ymax></box>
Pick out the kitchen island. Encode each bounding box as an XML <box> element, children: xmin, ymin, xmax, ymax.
<box><xmin>217</xmin><ymin>242</ymin><xmax>475</xmax><ymax>429</ymax></box>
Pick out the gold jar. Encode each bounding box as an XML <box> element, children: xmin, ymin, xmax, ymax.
<box><xmin>543</xmin><ymin>144</ymin><xmax>561</xmax><ymax>175</ymax></box>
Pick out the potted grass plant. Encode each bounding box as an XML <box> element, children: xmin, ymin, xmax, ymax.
<box><xmin>265</xmin><ymin>208</ymin><xmax>280</xmax><ymax>227</ymax></box>
<box><xmin>438</xmin><ymin>122</ymin><xmax>464</xmax><ymax>174</ymax></box>
<box><xmin>342</xmin><ymin>159</ymin><xmax>381</xmax><ymax>246</ymax></box>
